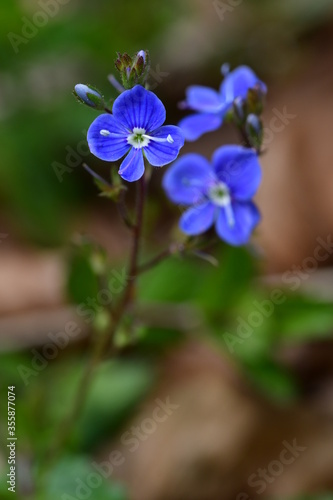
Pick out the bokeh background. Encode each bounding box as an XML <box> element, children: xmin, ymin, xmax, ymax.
<box><xmin>1</xmin><ymin>0</ymin><xmax>333</xmax><ymax>498</ymax></box>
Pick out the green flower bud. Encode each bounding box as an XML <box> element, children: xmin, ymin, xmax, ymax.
<box><xmin>245</xmin><ymin>113</ymin><xmax>263</xmax><ymax>150</ymax></box>
<box><xmin>247</xmin><ymin>84</ymin><xmax>266</xmax><ymax>115</ymax></box>
<box><xmin>74</xmin><ymin>84</ymin><xmax>105</xmax><ymax>110</ymax></box>
<box><xmin>233</xmin><ymin>96</ymin><xmax>246</xmax><ymax>123</ymax></box>
<box><xmin>114</xmin><ymin>50</ymin><xmax>150</xmax><ymax>89</ymax></box>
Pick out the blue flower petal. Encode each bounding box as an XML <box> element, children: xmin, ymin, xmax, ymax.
<box><xmin>178</xmin><ymin>113</ymin><xmax>223</xmax><ymax>141</ymax></box>
<box><xmin>185</xmin><ymin>85</ymin><xmax>224</xmax><ymax>112</ymax></box>
<box><xmin>112</xmin><ymin>85</ymin><xmax>166</xmax><ymax>132</ymax></box>
<box><xmin>215</xmin><ymin>201</ymin><xmax>260</xmax><ymax>246</ymax></box>
<box><xmin>212</xmin><ymin>145</ymin><xmax>261</xmax><ymax>200</ymax></box>
<box><xmin>118</xmin><ymin>147</ymin><xmax>145</xmax><ymax>182</ymax></box>
<box><xmin>180</xmin><ymin>201</ymin><xmax>216</xmax><ymax>236</ymax></box>
<box><xmin>220</xmin><ymin>65</ymin><xmax>267</xmax><ymax>102</ymax></box>
<box><xmin>87</xmin><ymin>114</ymin><xmax>130</xmax><ymax>161</ymax></box>
<box><xmin>163</xmin><ymin>153</ymin><xmax>215</xmax><ymax>205</ymax></box>
<box><xmin>143</xmin><ymin>125</ymin><xmax>184</xmax><ymax>167</ymax></box>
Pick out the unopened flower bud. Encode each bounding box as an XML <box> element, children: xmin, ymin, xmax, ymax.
<box><xmin>115</xmin><ymin>58</ymin><xmax>122</xmax><ymax>72</ymax></box>
<box><xmin>247</xmin><ymin>83</ymin><xmax>266</xmax><ymax>115</ymax></box>
<box><xmin>137</xmin><ymin>50</ymin><xmax>146</xmax><ymax>64</ymax></box>
<box><xmin>114</xmin><ymin>50</ymin><xmax>150</xmax><ymax>90</ymax></box>
<box><xmin>233</xmin><ymin>96</ymin><xmax>246</xmax><ymax>122</ymax></box>
<box><xmin>245</xmin><ymin>113</ymin><xmax>263</xmax><ymax>150</ymax></box>
<box><xmin>115</xmin><ymin>52</ymin><xmax>132</xmax><ymax>72</ymax></box>
<box><xmin>74</xmin><ymin>84</ymin><xmax>104</xmax><ymax>109</ymax></box>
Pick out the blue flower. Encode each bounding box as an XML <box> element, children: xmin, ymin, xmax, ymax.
<box><xmin>163</xmin><ymin>145</ymin><xmax>261</xmax><ymax>246</ymax></box>
<box><xmin>179</xmin><ymin>66</ymin><xmax>267</xmax><ymax>141</ymax></box>
<box><xmin>87</xmin><ymin>85</ymin><xmax>185</xmax><ymax>182</ymax></box>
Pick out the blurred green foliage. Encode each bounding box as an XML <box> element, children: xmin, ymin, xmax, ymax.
<box><xmin>2</xmin><ymin>242</ymin><xmax>333</xmax><ymax>494</ymax></box>
<box><xmin>0</xmin><ymin>0</ymin><xmax>183</xmax><ymax>245</ymax></box>
<box><xmin>137</xmin><ymin>245</ymin><xmax>333</xmax><ymax>401</ymax></box>
<box><xmin>0</xmin><ymin>351</ymin><xmax>151</xmax><ymax>498</ymax></box>
<box><xmin>3</xmin><ymin>237</ymin><xmax>333</xmax><ymax>496</ymax></box>
<box><xmin>40</xmin><ymin>456</ymin><xmax>128</xmax><ymax>500</ymax></box>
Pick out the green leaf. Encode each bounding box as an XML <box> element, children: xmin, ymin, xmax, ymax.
<box><xmin>67</xmin><ymin>244</ymin><xmax>101</xmax><ymax>304</ymax></box>
<box><xmin>245</xmin><ymin>359</ymin><xmax>298</xmax><ymax>403</ymax></box>
<box><xmin>199</xmin><ymin>245</ymin><xmax>256</xmax><ymax>315</ymax></box>
<box><xmin>48</xmin><ymin>358</ymin><xmax>153</xmax><ymax>451</ymax></box>
<box><xmin>275</xmin><ymin>295</ymin><xmax>333</xmax><ymax>342</ymax></box>
<box><xmin>38</xmin><ymin>456</ymin><xmax>128</xmax><ymax>500</ymax></box>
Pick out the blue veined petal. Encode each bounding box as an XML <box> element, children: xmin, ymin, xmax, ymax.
<box><xmin>143</xmin><ymin>125</ymin><xmax>184</xmax><ymax>167</ymax></box>
<box><xmin>118</xmin><ymin>147</ymin><xmax>145</xmax><ymax>182</ymax></box>
<box><xmin>220</xmin><ymin>66</ymin><xmax>267</xmax><ymax>103</ymax></box>
<box><xmin>112</xmin><ymin>85</ymin><xmax>166</xmax><ymax>132</ymax></box>
<box><xmin>212</xmin><ymin>145</ymin><xmax>261</xmax><ymax>200</ymax></box>
<box><xmin>87</xmin><ymin>114</ymin><xmax>130</xmax><ymax>161</ymax></box>
<box><xmin>185</xmin><ymin>85</ymin><xmax>224</xmax><ymax>113</ymax></box>
<box><xmin>215</xmin><ymin>201</ymin><xmax>260</xmax><ymax>246</ymax></box>
<box><xmin>178</xmin><ymin>113</ymin><xmax>224</xmax><ymax>141</ymax></box>
<box><xmin>180</xmin><ymin>201</ymin><xmax>216</xmax><ymax>235</ymax></box>
<box><xmin>163</xmin><ymin>153</ymin><xmax>215</xmax><ymax>205</ymax></box>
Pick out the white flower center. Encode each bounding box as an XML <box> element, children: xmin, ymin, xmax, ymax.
<box><xmin>209</xmin><ymin>182</ymin><xmax>230</xmax><ymax>207</ymax></box>
<box><xmin>127</xmin><ymin>127</ymin><xmax>174</xmax><ymax>149</ymax></box>
<box><xmin>209</xmin><ymin>182</ymin><xmax>235</xmax><ymax>227</ymax></box>
<box><xmin>99</xmin><ymin>127</ymin><xmax>175</xmax><ymax>149</ymax></box>
<box><xmin>127</xmin><ymin>127</ymin><xmax>150</xmax><ymax>149</ymax></box>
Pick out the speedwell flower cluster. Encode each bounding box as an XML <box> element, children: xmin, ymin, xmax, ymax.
<box><xmin>76</xmin><ymin>51</ymin><xmax>266</xmax><ymax>247</ymax></box>
<box><xmin>163</xmin><ymin>63</ymin><xmax>266</xmax><ymax>246</ymax></box>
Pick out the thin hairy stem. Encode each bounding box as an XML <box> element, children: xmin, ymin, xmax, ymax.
<box><xmin>43</xmin><ymin>176</ymin><xmax>146</xmax><ymax>470</ymax></box>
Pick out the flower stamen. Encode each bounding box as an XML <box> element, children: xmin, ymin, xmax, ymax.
<box><xmin>142</xmin><ymin>134</ymin><xmax>174</xmax><ymax>144</ymax></box>
<box><xmin>100</xmin><ymin>129</ymin><xmax>111</xmax><ymax>136</ymax></box>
